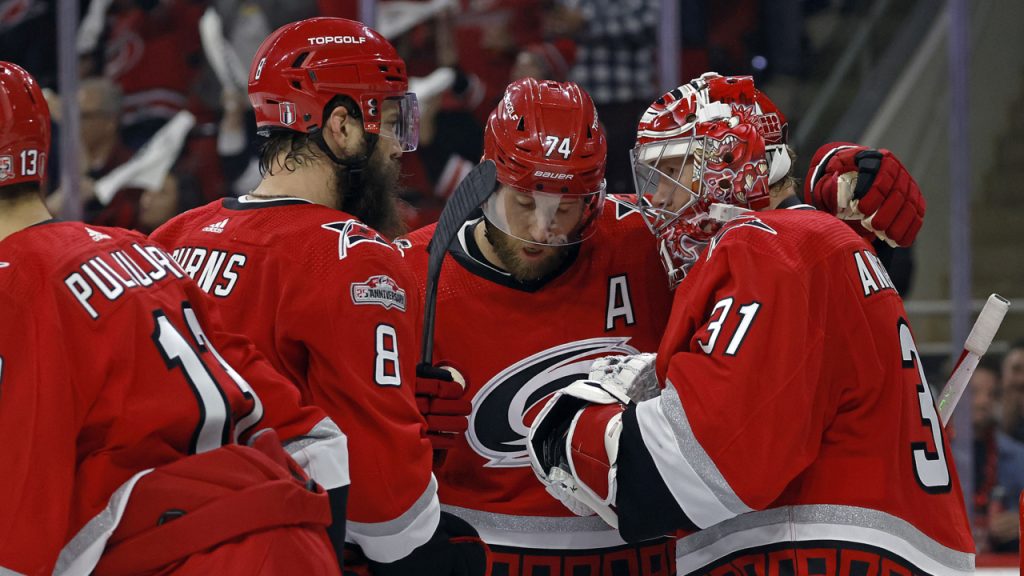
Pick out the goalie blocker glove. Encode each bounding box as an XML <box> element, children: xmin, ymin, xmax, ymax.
<box><xmin>805</xmin><ymin>142</ymin><xmax>926</xmax><ymax>247</ymax></box>
<box><xmin>526</xmin><ymin>354</ymin><xmax>660</xmax><ymax>528</ymax></box>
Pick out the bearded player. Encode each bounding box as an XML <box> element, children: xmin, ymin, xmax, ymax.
<box><xmin>150</xmin><ymin>18</ymin><xmax>487</xmax><ymax>575</ymax></box>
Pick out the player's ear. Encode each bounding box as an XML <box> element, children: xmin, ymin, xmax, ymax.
<box><xmin>323</xmin><ymin>105</ymin><xmax>359</xmax><ymax>155</ymax></box>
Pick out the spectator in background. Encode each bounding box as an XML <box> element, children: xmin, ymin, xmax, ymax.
<box><xmin>510</xmin><ymin>40</ymin><xmax>576</xmax><ymax>82</ymax></box>
<box><xmin>46</xmin><ymin>76</ymin><xmax>142</xmax><ymax>228</ymax></box>
<box><xmin>970</xmin><ymin>357</ymin><xmax>1024</xmax><ymax>553</ymax></box>
<box><xmin>137</xmin><ymin>169</ymin><xmax>202</xmax><ymax>233</ymax></box>
<box><xmin>101</xmin><ymin>0</ymin><xmax>208</xmax><ymax>148</ymax></box>
<box><xmin>1001</xmin><ymin>339</ymin><xmax>1024</xmax><ymax>442</ymax></box>
<box><xmin>402</xmin><ymin>69</ymin><xmax>485</xmax><ymax>230</ymax></box>
<box><xmin>562</xmin><ymin>0</ymin><xmax>659</xmax><ymax>194</ymax></box>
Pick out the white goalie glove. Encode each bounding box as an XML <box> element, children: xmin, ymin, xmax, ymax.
<box><xmin>527</xmin><ymin>379</ymin><xmax>625</xmax><ymax>528</ymax></box>
<box><xmin>587</xmin><ymin>353</ymin><xmax>661</xmax><ymax>402</ymax></box>
<box><xmin>527</xmin><ymin>353</ymin><xmax>660</xmax><ymax>529</ymax></box>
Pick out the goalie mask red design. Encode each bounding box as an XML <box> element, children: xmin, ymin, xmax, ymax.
<box><xmin>248</xmin><ymin>17</ymin><xmax>419</xmax><ymax>151</ymax></box>
<box><xmin>0</xmin><ymin>61</ymin><xmax>50</xmax><ymax>186</ymax></box>
<box><xmin>481</xmin><ymin>78</ymin><xmax>607</xmax><ymax>246</ymax></box>
<box><xmin>630</xmin><ymin>76</ymin><xmax>774</xmax><ymax>287</ymax></box>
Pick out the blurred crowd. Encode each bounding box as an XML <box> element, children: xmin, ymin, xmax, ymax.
<box><xmin>968</xmin><ymin>341</ymin><xmax>1024</xmax><ymax>554</ymax></box>
<box><xmin>0</xmin><ymin>0</ymin><xmax>817</xmax><ymax>234</ymax></box>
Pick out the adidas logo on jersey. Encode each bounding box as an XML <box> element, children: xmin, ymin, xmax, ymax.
<box><xmin>85</xmin><ymin>227</ymin><xmax>111</xmax><ymax>242</ymax></box>
<box><xmin>202</xmin><ymin>219</ymin><xmax>229</xmax><ymax>234</ymax></box>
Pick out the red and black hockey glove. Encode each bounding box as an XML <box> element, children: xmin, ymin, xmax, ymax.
<box><xmin>416</xmin><ymin>364</ymin><xmax>472</xmax><ymax>452</ymax></box>
<box><xmin>805</xmin><ymin>142</ymin><xmax>926</xmax><ymax>247</ymax></box>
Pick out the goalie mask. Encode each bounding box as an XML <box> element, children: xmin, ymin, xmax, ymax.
<box><xmin>629</xmin><ymin>73</ymin><xmax>781</xmax><ymax>287</ymax></box>
<box><xmin>481</xmin><ymin>78</ymin><xmax>607</xmax><ymax>246</ymax></box>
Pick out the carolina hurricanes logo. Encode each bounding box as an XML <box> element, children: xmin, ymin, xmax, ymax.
<box><xmin>104</xmin><ymin>30</ymin><xmax>144</xmax><ymax>80</ymax></box>
<box><xmin>321</xmin><ymin>220</ymin><xmax>394</xmax><ymax>260</ymax></box>
<box><xmin>468</xmin><ymin>337</ymin><xmax>639</xmax><ymax>468</ymax></box>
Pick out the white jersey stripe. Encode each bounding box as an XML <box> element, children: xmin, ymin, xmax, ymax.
<box><xmin>272</xmin><ymin>417</ymin><xmax>350</xmax><ymax>491</ymax></box>
<box><xmin>53</xmin><ymin>469</ymin><xmax>152</xmax><ymax>576</ymax></box>
<box><xmin>634</xmin><ymin>387</ymin><xmax>750</xmax><ymax>529</ymax></box>
<box><xmin>346</xmin><ymin>474</ymin><xmax>441</xmax><ymax>563</ymax></box>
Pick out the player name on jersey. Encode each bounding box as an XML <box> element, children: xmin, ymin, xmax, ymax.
<box><xmin>169</xmin><ymin>247</ymin><xmax>248</xmax><ymax>298</ymax></box>
<box><xmin>64</xmin><ymin>243</ymin><xmax>185</xmax><ymax>319</ymax></box>
<box><xmin>853</xmin><ymin>248</ymin><xmax>897</xmax><ymax>297</ymax></box>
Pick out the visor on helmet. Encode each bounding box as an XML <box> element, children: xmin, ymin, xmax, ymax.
<box><xmin>377</xmin><ymin>93</ymin><xmax>419</xmax><ymax>152</ymax></box>
<box><xmin>482</xmin><ymin>183</ymin><xmax>606</xmax><ymax>246</ymax></box>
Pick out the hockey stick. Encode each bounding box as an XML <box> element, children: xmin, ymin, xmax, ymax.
<box><xmin>417</xmin><ymin>160</ymin><xmax>497</xmax><ymax>379</ymax></box>
<box><xmin>937</xmin><ymin>294</ymin><xmax>1011</xmax><ymax>426</ymax></box>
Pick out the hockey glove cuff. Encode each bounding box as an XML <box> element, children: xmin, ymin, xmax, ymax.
<box><xmin>527</xmin><ymin>379</ymin><xmax>627</xmax><ymax>528</ymax></box>
<box><xmin>805</xmin><ymin>142</ymin><xmax>925</xmax><ymax>247</ymax></box>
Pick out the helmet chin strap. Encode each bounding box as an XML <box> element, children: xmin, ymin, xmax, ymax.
<box><xmin>312</xmin><ymin>129</ymin><xmax>379</xmax><ymax>200</ymax></box>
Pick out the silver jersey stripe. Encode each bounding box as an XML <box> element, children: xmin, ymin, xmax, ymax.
<box><xmin>441</xmin><ymin>504</ymin><xmax>627</xmax><ymax>549</ymax></box>
<box><xmin>659</xmin><ymin>385</ymin><xmax>753</xmax><ymax>518</ymax></box>
<box><xmin>0</xmin><ymin>567</ymin><xmax>27</xmax><ymax>575</ymax></box>
<box><xmin>347</xmin><ymin>475</ymin><xmax>441</xmax><ymax>563</ymax></box>
<box><xmin>677</xmin><ymin>505</ymin><xmax>974</xmax><ymax>576</ymax></box>
<box><xmin>634</xmin><ymin>386</ymin><xmax>752</xmax><ymax>529</ymax></box>
<box><xmin>277</xmin><ymin>417</ymin><xmax>350</xmax><ymax>490</ymax></box>
<box><xmin>54</xmin><ymin>469</ymin><xmax>152</xmax><ymax>576</ymax></box>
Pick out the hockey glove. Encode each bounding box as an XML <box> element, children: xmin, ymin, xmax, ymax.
<box><xmin>805</xmin><ymin>143</ymin><xmax>925</xmax><ymax>247</ymax></box>
<box><xmin>527</xmin><ymin>378</ymin><xmax>629</xmax><ymax>529</ymax></box>
<box><xmin>588</xmin><ymin>353</ymin><xmax>661</xmax><ymax>402</ymax></box>
<box><xmin>416</xmin><ymin>364</ymin><xmax>472</xmax><ymax>451</ymax></box>
<box><xmin>366</xmin><ymin>511</ymin><xmax>491</xmax><ymax>576</ymax></box>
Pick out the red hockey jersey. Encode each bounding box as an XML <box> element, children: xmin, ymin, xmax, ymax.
<box><xmin>402</xmin><ymin>197</ymin><xmax>674</xmax><ymax>552</ymax></box>
<box><xmin>614</xmin><ymin>206</ymin><xmax>975</xmax><ymax>574</ymax></box>
<box><xmin>150</xmin><ymin>196</ymin><xmax>438</xmax><ymax>562</ymax></box>
<box><xmin>0</xmin><ymin>221</ymin><xmax>343</xmax><ymax>576</ymax></box>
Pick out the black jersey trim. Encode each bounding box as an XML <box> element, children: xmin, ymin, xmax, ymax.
<box><xmin>617</xmin><ymin>405</ymin><xmax>699</xmax><ymax>542</ymax></box>
<box><xmin>778</xmin><ymin>195</ymin><xmax>816</xmax><ymax>210</ymax></box>
<box><xmin>448</xmin><ymin>218</ymin><xmax>581</xmax><ymax>293</ymax></box>
<box><xmin>222</xmin><ymin>196</ymin><xmax>314</xmax><ymax>211</ymax></box>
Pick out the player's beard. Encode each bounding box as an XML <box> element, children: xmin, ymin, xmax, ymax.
<box><xmin>484</xmin><ymin>220</ymin><xmax>570</xmax><ymax>282</ymax></box>
<box><xmin>336</xmin><ymin>137</ymin><xmax>406</xmax><ymax>239</ymax></box>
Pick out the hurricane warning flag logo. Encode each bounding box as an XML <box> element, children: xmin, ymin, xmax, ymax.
<box><xmin>279</xmin><ymin>102</ymin><xmax>297</xmax><ymax>126</ymax></box>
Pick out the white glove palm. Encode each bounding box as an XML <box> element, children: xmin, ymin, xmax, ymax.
<box><xmin>587</xmin><ymin>353</ymin><xmax>661</xmax><ymax>402</ymax></box>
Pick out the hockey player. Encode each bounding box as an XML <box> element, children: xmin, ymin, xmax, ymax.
<box><xmin>149</xmin><ymin>18</ymin><xmax>487</xmax><ymax>575</ymax></box>
<box><xmin>527</xmin><ymin>75</ymin><xmax>974</xmax><ymax>575</ymax></box>
<box><xmin>0</xmin><ymin>61</ymin><xmax>349</xmax><ymax>575</ymax></box>
<box><xmin>402</xmin><ymin>77</ymin><xmax>678</xmax><ymax>571</ymax></box>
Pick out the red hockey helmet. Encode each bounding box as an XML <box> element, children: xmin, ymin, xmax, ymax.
<box><xmin>481</xmin><ymin>78</ymin><xmax>607</xmax><ymax>246</ymax></box>
<box><xmin>0</xmin><ymin>61</ymin><xmax>50</xmax><ymax>187</ymax></box>
<box><xmin>248</xmin><ymin>17</ymin><xmax>418</xmax><ymax>151</ymax></box>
